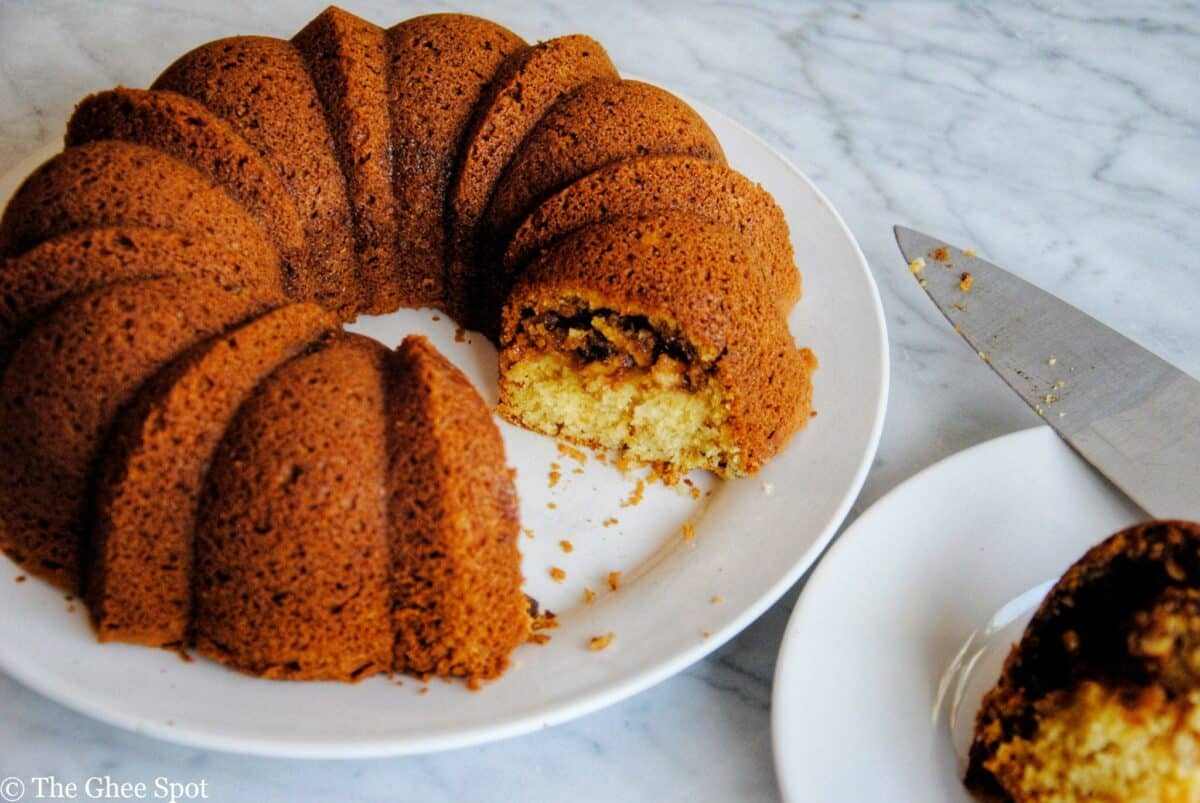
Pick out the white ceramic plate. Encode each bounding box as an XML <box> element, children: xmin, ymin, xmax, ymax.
<box><xmin>0</xmin><ymin>94</ymin><xmax>887</xmax><ymax>757</ymax></box>
<box><xmin>771</xmin><ymin>426</ymin><xmax>1145</xmax><ymax>801</ymax></box>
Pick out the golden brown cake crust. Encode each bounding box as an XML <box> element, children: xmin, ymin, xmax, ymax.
<box><xmin>483</xmin><ymin>80</ymin><xmax>726</xmax><ymax>260</ymax></box>
<box><xmin>64</xmin><ymin>87</ymin><xmax>308</xmax><ymax>290</ymax></box>
<box><xmin>0</xmin><ymin>277</ymin><xmax>281</xmax><ymax>592</ymax></box>
<box><xmin>88</xmin><ymin>303</ymin><xmax>337</xmax><ymax>647</ymax></box>
<box><xmin>445</xmin><ymin>34</ymin><xmax>617</xmax><ymax>327</ymax></box>
<box><xmin>503</xmin><ymin>155</ymin><xmax>801</xmax><ymax>310</ymax></box>
<box><xmin>194</xmin><ymin>335</ymin><xmax>393</xmax><ymax>681</ymax></box>
<box><xmin>386</xmin><ymin>14</ymin><xmax>525</xmax><ymax>310</ymax></box>
<box><xmin>0</xmin><ymin>141</ymin><xmax>279</xmax><ymax>269</ymax></box>
<box><xmin>293</xmin><ymin>8</ymin><xmax>398</xmax><ymax>314</ymax></box>
<box><xmin>154</xmin><ymin>36</ymin><xmax>359</xmax><ymax>314</ymax></box>
<box><xmin>387</xmin><ymin>336</ymin><xmax>530</xmax><ymax>681</ymax></box>
<box><xmin>499</xmin><ymin>211</ymin><xmax>815</xmax><ymax>476</ymax></box>
<box><xmin>0</xmin><ymin>226</ymin><xmax>282</xmax><ymax>365</ymax></box>
<box><xmin>967</xmin><ymin>519</ymin><xmax>1200</xmax><ymax>799</ymax></box>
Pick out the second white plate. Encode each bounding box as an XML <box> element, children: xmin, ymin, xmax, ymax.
<box><xmin>771</xmin><ymin>426</ymin><xmax>1144</xmax><ymax>801</ymax></box>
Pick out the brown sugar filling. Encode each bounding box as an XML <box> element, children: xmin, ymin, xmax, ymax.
<box><xmin>513</xmin><ymin>302</ymin><xmax>712</xmax><ymax>391</ymax></box>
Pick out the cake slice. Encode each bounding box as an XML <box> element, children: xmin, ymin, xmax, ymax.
<box><xmin>502</xmin><ymin>155</ymin><xmax>801</xmax><ymax>310</ymax></box>
<box><xmin>968</xmin><ymin>520</ymin><xmax>1200</xmax><ymax>802</ymax></box>
<box><xmin>473</xmin><ymin>80</ymin><xmax>726</xmax><ymax>335</ymax></box>
<box><xmin>193</xmin><ymin>335</ymin><xmax>393</xmax><ymax>681</ymax></box>
<box><xmin>88</xmin><ymin>303</ymin><xmax>337</xmax><ymax>647</ymax></box>
<box><xmin>154</xmin><ymin>36</ymin><xmax>359</xmax><ymax>313</ymax></box>
<box><xmin>0</xmin><ymin>276</ymin><xmax>281</xmax><ymax>591</ymax></box>
<box><xmin>0</xmin><ymin>141</ymin><xmax>279</xmax><ymax>268</ymax></box>
<box><xmin>386</xmin><ymin>335</ymin><xmax>530</xmax><ymax>682</ymax></box>
<box><xmin>65</xmin><ymin>87</ymin><xmax>308</xmax><ymax>290</ymax></box>
<box><xmin>498</xmin><ymin>212</ymin><xmax>815</xmax><ymax>480</ymax></box>
<box><xmin>483</xmin><ymin>79</ymin><xmax>726</xmax><ymax>260</ymax></box>
<box><xmin>385</xmin><ymin>13</ymin><xmax>525</xmax><ymax>310</ymax></box>
<box><xmin>445</xmin><ymin>34</ymin><xmax>617</xmax><ymax>328</ymax></box>
<box><xmin>293</xmin><ymin>8</ymin><xmax>399</xmax><ymax>314</ymax></box>
<box><xmin>0</xmin><ymin>226</ymin><xmax>282</xmax><ymax>364</ymax></box>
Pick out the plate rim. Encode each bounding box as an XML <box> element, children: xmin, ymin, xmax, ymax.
<box><xmin>0</xmin><ymin>91</ymin><xmax>890</xmax><ymax>758</ymax></box>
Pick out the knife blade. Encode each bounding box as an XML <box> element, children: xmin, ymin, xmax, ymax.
<box><xmin>894</xmin><ymin>225</ymin><xmax>1200</xmax><ymax>521</ymax></box>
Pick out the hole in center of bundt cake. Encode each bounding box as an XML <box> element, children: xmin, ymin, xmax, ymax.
<box><xmin>498</xmin><ymin>297</ymin><xmax>741</xmax><ymax>479</ymax></box>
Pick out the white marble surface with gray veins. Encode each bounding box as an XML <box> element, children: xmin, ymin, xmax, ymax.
<box><xmin>0</xmin><ymin>1</ymin><xmax>1197</xmax><ymax>800</ymax></box>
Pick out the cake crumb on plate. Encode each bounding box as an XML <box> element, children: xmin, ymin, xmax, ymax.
<box><xmin>589</xmin><ymin>633</ymin><xmax>615</xmax><ymax>651</ymax></box>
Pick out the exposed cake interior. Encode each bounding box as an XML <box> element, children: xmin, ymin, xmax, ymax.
<box><xmin>500</xmin><ymin>296</ymin><xmax>743</xmax><ymax>478</ymax></box>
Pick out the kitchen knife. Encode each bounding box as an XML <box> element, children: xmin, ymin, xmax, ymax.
<box><xmin>894</xmin><ymin>225</ymin><xmax>1200</xmax><ymax>521</ymax></box>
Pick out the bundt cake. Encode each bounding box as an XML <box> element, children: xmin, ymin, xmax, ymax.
<box><xmin>967</xmin><ymin>520</ymin><xmax>1200</xmax><ymax>802</ymax></box>
<box><xmin>0</xmin><ymin>6</ymin><xmax>814</xmax><ymax>684</ymax></box>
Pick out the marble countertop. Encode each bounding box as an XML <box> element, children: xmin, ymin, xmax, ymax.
<box><xmin>1</xmin><ymin>1</ymin><xmax>1197</xmax><ymax>800</ymax></box>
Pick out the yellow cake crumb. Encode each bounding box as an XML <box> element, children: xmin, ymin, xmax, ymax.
<box><xmin>620</xmin><ymin>479</ymin><xmax>646</xmax><ymax>508</ymax></box>
<box><xmin>959</xmin><ymin>272</ymin><xmax>974</xmax><ymax>293</ymax></box>
<box><xmin>583</xmin><ymin>587</ymin><xmax>596</xmax><ymax>604</ymax></box>
<box><xmin>559</xmin><ymin>539</ymin><xmax>574</xmax><ymax>553</ymax></box>
<box><xmin>522</xmin><ymin>527</ymin><xmax>535</xmax><ymax>539</ymax></box>
<box><xmin>549</xmin><ymin>567</ymin><xmax>566</xmax><ymax>582</ymax></box>
<box><xmin>711</xmin><ymin>595</ymin><xmax>724</xmax><ymax>605</ymax></box>
<box><xmin>682</xmin><ymin>522</ymin><xmax>696</xmax><ymax>542</ymax></box>
<box><xmin>963</xmin><ymin>248</ymin><xmax>977</xmax><ymax>256</ymax></box>
<box><xmin>607</xmin><ymin>571</ymin><xmax>621</xmax><ymax>591</ymax></box>
<box><xmin>602</xmin><ymin>517</ymin><xmax>618</xmax><ymax>528</ymax></box>
<box><xmin>589</xmin><ymin>633</ymin><xmax>615</xmax><ymax>651</ymax></box>
<box><xmin>908</xmin><ymin>256</ymin><xmax>926</xmax><ymax>275</ymax></box>
<box><xmin>556</xmin><ymin>441</ymin><xmax>588</xmax><ymax>464</ymax></box>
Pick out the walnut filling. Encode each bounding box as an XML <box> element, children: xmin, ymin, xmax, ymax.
<box><xmin>513</xmin><ymin>303</ymin><xmax>712</xmax><ymax>391</ymax></box>
<box><xmin>500</xmin><ymin>300</ymin><xmax>742</xmax><ymax>479</ymax></box>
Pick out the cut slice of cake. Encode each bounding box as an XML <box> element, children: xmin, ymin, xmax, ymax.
<box><xmin>293</xmin><ymin>8</ymin><xmax>399</xmax><ymax>314</ymax></box>
<box><xmin>386</xmin><ymin>335</ymin><xmax>530</xmax><ymax>682</ymax></box>
<box><xmin>65</xmin><ymin>87</ymin><xmax>308</xmax><ymax>288</ymax></box>
<box><xmin>88</xmin><ymin>303</ymin><xmax>337</xmax><ymax>647</ymax></box>
<box><xmin>0</xmin><ymin>141</ymin><xmax>279</xmax><ymax>268</ymax></box>
<box><xmin>385</xmin><ymin>13</ymin><xmax>525</xmax><ymax>310</ymax></box>
<box><xmin>0</xmin><ymin>226</ymin><xmax>282</xmax><ymax>364</ymax></box>
<box><xmin>154</xmin><ymin>36</ymin><xmax>359</xmax><ymax>313</ymax></box>
<box><xmin>0</xmin><ymin>276</ymin><xmax>281</xmax><ymax>591</ymax></box>
<box><xmin>968</xmin><ymin>519</ymin><xmax>1200</xmax><ymax>802</ymax></box>
<box><xmin>502</xmin><ymin>154</ymin><xmax>801</xmax><ymax>311</ymax></box>
<box><xmin>483</xmin><ymin>79</ymin><xmax>726</xmax><ymax>259</ymax></box>
<box><xmin>498</xmin><ymin>212</ymin><xmax>815</xmax><ymax>481</ymax></box>
<box><xmin>193</xmin><ymin>335</ymin><xmax>393</xmax><ymax>681</ymax></box>
<box><xmin>445</xmin><ymin>33</ymin><xmax>617</xmax><ymax>328</ymax></box>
